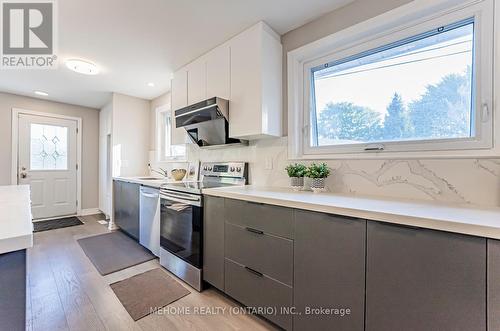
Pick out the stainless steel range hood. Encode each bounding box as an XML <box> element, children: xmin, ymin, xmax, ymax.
<box><xmin>174</xmin><ymin>97</ymin><xmax>247</xmax><ymax>147</ymax></box>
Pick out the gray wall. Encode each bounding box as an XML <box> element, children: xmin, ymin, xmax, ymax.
<box><xmin>0</xmin><ymin>92</ymin><xmax>100</xmax><ymax>209</ymax></box>
<box><xmin>280</xmin><ymin>0</ymin><xmax>413</xmax><ymax>133</ymax></box>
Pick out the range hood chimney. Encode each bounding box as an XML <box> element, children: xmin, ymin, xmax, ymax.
<box><xmin>174</xmin><ymin>97</ymin><xmax>246</xmax><ymax>147</ymax></box>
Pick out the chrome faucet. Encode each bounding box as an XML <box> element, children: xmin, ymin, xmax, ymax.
<box><xmin>148</xmin><ymin>164</ymin><xmax>168</xmax><ymax>178</ymax></box>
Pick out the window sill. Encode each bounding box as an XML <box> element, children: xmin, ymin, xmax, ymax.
<box><xmin>289</xmin><ymin>146</ymin><xmax>500</xmax><ymax>160</ymax></box>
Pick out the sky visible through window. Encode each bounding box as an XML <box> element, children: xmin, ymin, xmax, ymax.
<box><xmin>311</xmin><ymin>20</ymin><xmax>474</xmax><ymax>146</ymax></box>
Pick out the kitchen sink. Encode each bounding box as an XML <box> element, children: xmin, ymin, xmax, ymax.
<box><xmin>137</xmin><ymin>177</ymin><xmax>163</xmax><ymax>181</ymax></box>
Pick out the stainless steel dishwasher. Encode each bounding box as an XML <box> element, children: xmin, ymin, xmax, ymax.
<box><xmin>139</xmin><ymin>186</ymin><xmax>160</xmax><ymax>256</ymax></box>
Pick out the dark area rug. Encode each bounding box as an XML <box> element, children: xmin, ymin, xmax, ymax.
<box><xmin>77</xmin><ymin>231</ymin><xmax>155</xmax><ymax>275</ymax></box>
<box><xmin>33</xmin><ymin>216</ymin><xmax>83</xmax><ymax>232</ymax></box>
<box><xmin>110</xmin><ymin>268</ymin><xmax>190</xmax><ymax>321</ymax></box>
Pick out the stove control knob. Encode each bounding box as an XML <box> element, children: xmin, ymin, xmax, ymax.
<box><xmin>208</xmin><ymin>167</ymin><xmax>212</xmax><ymax>171</ymax></box>
<box><xmin>236</xmin><ymin>167</ymin><xmax>241</xmax><ymax>172</ymax></box>
<box><xmin>230</xmin><ymin>167</ymin><xmax>235</xmax><ymax>172</ymax></box>
<box><xmin>203</xmin><ymin>166</ymin><xmax>207</xmax><ymax>171</ymax></box>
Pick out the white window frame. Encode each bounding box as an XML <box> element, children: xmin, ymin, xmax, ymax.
<box><xmin>156</xmin><ymin>105</ymin><xmax>186</xmax><ymax>162</ymax></box>
<box><xmin>288</xmin><ymin>0</ymin><xmax>495</xmax><ymax>159</ymax></box>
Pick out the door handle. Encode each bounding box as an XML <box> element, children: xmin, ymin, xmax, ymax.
<box><xmin>20</xmin><ymin>172</ymin><xmax>27</xmax><ymax>179</ymax></box>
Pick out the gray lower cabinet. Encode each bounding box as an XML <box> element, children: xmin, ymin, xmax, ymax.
<box><xmin>225</xmin><ymin>258</ymin><xmax>293</xmax><ymax>330</ymax></box>
<box><xmin>0</xmin><ymin>249</ymin><xmax>26</xmax><ymax>331</ymax></box>
<box><xmin>113</xmin><ymin>180</ymin><xmax>140</xmax><ymax>240</ymax></box>
<box><xmin>366</xmin><ymin>221</ymin><xmax>486</xmax><ymax>331</ymax></box>
<box><xmin>293</xmin><ymin>210</ymin><xmax>366</xmax><ymax>331</ymax></box>
<box><xmin>204</xmin><ymin>196</ymin><xmax>495</xmax><ymax>331</ymax></box>
<box><xmin>203</xmin><ymin>196</ymin><xmax>225</xmax><ymax>291</ymax></box>
<box><xmin>488</xmin><ymin>239</ymin><xmax>500</xmax><ymax>331</ymax></box>
<box><xmin>224</xmin><ymin>198</ymin><xmax>294</xmax><ymax>330</ymax></box>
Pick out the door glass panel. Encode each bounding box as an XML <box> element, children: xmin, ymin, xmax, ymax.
<box><xmin>30</xmin><ymin>123</ymin><xmax>68</xmax><ymax>170</ymax></box>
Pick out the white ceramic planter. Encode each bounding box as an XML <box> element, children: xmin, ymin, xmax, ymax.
<box><xmin>310</xmin><ymin>178</ymin><xmax>326</xmax><ymax>193</ymax></box>
<box><xmin>290</xmin><ymin>177</ymin><xmax>304</xmax><ymax>191</ymax></box>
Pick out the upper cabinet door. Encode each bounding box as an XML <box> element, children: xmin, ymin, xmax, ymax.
<box><xmin>171</xmin><ymin>68</ymin><xmax>188</xmax><ymax>111</ymax></box>
<box><xmin>187</xmin><ymin>59</ymin><xmax>207</xmax><ymax>105</ymax></box>
<box><xmin>229</xmin><ymin>22</ymin><xmax>282</xmax><ymax>139</ymax></box>
<box><xmin>206</xmin><ymin>45</ymin><xmax>230</xmax><ymax>100</ymax></box>
<box><xmin>230</xmin><ymin>26</ymin><xmax>261</xmax><ymax>138</ymax></box>
<box><xmin>171</xmin><ymin>69</ymin><xmax>188</xmax><ymax>145</ymax></box>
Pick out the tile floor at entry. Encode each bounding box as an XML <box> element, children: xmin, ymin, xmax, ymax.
<box><xmin>27</xmin><ymin>214</ymin><xmax>277</xmax><ymax>331</ymax></box>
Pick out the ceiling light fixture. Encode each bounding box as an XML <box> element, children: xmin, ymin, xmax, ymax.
<box><xmin>147</xmin><ymin>82</ymin><xmax>155</xmax><ymax>87</ymax></box>
<box><xmin>65</xmin><ymin>59</ymin><xmax>99</xmax><ymax>75</ymax></box>
<box><xmin>34</xmin><ymin>91</ymin><xmax>49</xmax><ymax>96</ymax></box>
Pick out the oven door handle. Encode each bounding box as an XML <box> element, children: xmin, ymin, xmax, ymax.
<box><xmin>161</xmin><ymin>193</ymin><xmax>201</xmax><ymax>207</ymax></box>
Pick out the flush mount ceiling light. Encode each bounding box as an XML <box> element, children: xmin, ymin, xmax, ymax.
<box><xmin>34</xmin><ymin>90</ymin><xmax>48</xmax><ymax>96</ymax></box>
<box><xmin>65</xmin><ymin>59</ymin><xmax>99</xmax><ymax>75</ymax></box>
<box><xmin>147</xmin><ymin>82</ymin><xmax>155</xmax><ymax>87</ymax></box>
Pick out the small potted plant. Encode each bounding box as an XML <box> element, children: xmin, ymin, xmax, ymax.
<box><xmin>306</xmin><ymin>163</ymin><xmax>331</xmax><ymax>193</ymax></box>
<box><xmin>285</xmin><ymin>163</ymin><xmax>307</xmax><ymax>191</ymax></box>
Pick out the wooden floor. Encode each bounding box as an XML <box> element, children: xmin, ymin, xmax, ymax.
<box><xmin>27</xmin><ymin>214</ymin><xmax>277</xmax><ymax>331</ymax></box>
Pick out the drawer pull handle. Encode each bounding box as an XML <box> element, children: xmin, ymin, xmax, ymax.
<box><xmin>247</xmin><ymin>201</ymin><xmax>264</xmax><ymax>206</ymax></box>
<box><xmin>245</xmin><ymin>227</ymin><xmax>264</xmax><ymax>235</ymax></box>
<box><xmin>245</xmin><ymin>266</ymin><xmax>263</xmax><ymax>277</ymax></box>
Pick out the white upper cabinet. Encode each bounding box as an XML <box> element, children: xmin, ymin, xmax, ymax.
<box><xmin>206</xmin><ymin>45</ymin><xmax>230</xmax><ymax>100</ymax></box>
<box><xmin>187</xmin><ymin>59</ymin><xmax>207</xmax><ymax>104</ymax></box>
<box><xmin>171</xmin><ymin>68</ymin><xmax>188</xmax><ymax>110</ymax></box>
<box><xmin>229</xmin><ymin>22</ymin><xmax>282</xmax><ymax>139</ymax></box>
<box><xmin>169</xmin><ymin>21</ymin><xmax>282</xmax><ymax>142</ymax></box>
<box><xmin>171</xmin><ymin>68</ymin><xmax>189</xmax><ymax>145</ymax></box>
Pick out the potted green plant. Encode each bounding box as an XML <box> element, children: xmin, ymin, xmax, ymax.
<box><xmin>306</xmin><ymin>163</ymin><xmax>331</xmax><ymax>193</ymax></box>
<box><xmin>285</xmin><ymin>163</ymin><xmax>307</xmax><ymax>190</ymax></box>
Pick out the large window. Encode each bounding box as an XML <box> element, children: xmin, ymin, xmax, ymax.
<box><xmin>289</xmin><ymin>0</ymin><xmax>494</xmax><ymax>158</ymax></box>
<box><xmin>311</xmin><ymin>18</ymin><xmax>474</xmax><ymax>147</ymax></box>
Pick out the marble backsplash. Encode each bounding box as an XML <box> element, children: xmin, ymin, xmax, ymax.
<box><xmin>152</xmin><ymin>137</ymin><xmax>500</xmax><ymax>207</ymax></box>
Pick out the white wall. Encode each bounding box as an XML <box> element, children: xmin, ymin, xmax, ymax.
<box><xmin>98</xmin><ymin>93</ymin><xmax>150</xmax><ymax>217</ymax></box>
<box><xmin>99</xmin><ymin>101</ymin><xmax>112</xmax><ymax>215</ymax></box>
<box><xmin>112</xmin><ymin>93</ymin><xmax>150</xmax><ymax>177</ymax></box>
<box><xmin>0</xmin><ymin>92</ymin><xmax>99</xmax><ymax>210</ymax></box>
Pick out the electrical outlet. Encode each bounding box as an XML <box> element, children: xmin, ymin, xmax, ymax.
<box><xmin>264</xmin><ymin>157</ymin><xmax>273</xmax><ymax>170</ymax></box>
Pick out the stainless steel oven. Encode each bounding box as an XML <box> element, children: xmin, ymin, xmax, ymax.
<box><xmin>158</xmin><ymin>161</ymin><xmax>247</xmax><ymax>292</ymax></box>
<box><xmin>159</xmin><ymin>189</ymin><xmax>203</xmax><ymax>290</ymax></box>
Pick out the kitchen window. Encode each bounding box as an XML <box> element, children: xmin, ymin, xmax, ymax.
<box><xmin>156</xmin><ymin>106</ymin><xmax>186</xmax><ymax>161</ymax></box>
<box><xmin>289</xmin><ymin>0</ymin><xmax>494</xmax><ymax>158</ymax></box>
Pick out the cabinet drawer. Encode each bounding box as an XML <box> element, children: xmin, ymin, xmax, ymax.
<box><xmin>225</xmin><ymin>222</ymin><xmax>293</xmax><ymax>286</ymax></box>
<box><xmin>225</xmin><ymin>199</ymin><xmax>294</xmax><ymax>239</ymax></box>
<box><xmin>225</xmin><ymin>258</ymin><xmax>292</xmax><ymax>330</ymax></box>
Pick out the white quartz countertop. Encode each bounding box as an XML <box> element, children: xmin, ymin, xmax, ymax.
<box><xmin>203</xmin><ymin>186</ymin><xmax>500</xmax><ymax>240</ymax></box>
<box><xmin>0</xmin><ymin>185</ymin><xmax>33</xmax><ymax>254</ymax></box>
<box><xmin>113</xmin><ymin>176</ymin><xmax>182</xmax><ymax>188</ymax></box>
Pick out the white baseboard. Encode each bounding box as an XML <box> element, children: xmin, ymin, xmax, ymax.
<box><xmin>79</xmin><ymin>208</ymin><xmax>102</xmax><ymax>216</ymax></box>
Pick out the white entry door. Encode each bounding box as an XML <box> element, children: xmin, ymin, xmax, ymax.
<box><xmin>18</xmin><ymin>114</ymin><xmax>78</xmax><ymax>219</ymax></box>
